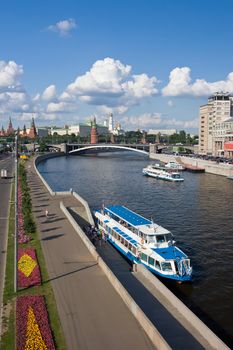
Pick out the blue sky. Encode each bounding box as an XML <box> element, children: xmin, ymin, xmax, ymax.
<box><xmin>1</xmin><ymin>0</ymin><xmax>233</xmax><ymax>133</ymax></box>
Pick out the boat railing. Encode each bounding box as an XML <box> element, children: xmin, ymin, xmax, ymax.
<box><xmin>177</xmin><ymin>258</ymin><xmax>192</xmax><ymax>276</ymax></box>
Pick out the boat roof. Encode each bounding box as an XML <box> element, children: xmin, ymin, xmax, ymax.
<box><xmin>105</xmin><ymin>205</ymin><xmax>170</xmax><ymax>235</ymax></box>
<box><xmin>106</xmin><ymin>205</ymin><xmax>151</xmax><ymax>227</ymax></box>
<box><xmin>152</xmin><ymin>246</ymin><xmax>187</xmax><ymax>259</ymax></box>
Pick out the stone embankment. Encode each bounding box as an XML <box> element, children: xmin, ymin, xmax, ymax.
<box><xmin>150</xmin><ymin>153</ymin><xmax>233</xmax><ymax>177</ymax></box>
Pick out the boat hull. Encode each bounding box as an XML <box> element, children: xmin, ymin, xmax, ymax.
<box><xmin>143</xmin><ymin>170</ymin><xmax>184</xmax><ymax>182</ymax></box>
<box><xmin>106</xmin><ymin>235</ymin><xmax>191</xmax><ymax>282</ymax></box>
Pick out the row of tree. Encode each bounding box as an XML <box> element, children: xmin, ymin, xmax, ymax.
<box><xmin>0</xmin><ymin>130</ymin><xmax>198</xmax><ymax>153</ymax></box>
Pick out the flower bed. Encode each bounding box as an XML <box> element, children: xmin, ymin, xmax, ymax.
<box><xmin>18</xmin><ymin>181</ymin><xmax>31</xmax><ymax>243</ymax></box>
<box><xmin>16</xmin><ymin>295</ymin><xmax>55</xmax><ymax>350</ymax></box>
<box><xmin>18</xmin><ymin>248</ymin><xmax>41</xmax><ymax>288</ymax></box>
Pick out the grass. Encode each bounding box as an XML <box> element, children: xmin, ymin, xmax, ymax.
<box><xmin>0</xmin><ymin>162</ymin><xmax>67</xmax><ymax>350</ymax></box>
<box><xmin>3</xmin><ymin>183</ymin><xmax>16</xmax><ymax>304</ymax></box>
<box><xmin>0</xmin><ymin>306</ymin><xmax>15</xmax><ymax>350</ymax></box>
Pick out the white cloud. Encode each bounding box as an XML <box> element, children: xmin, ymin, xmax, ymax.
<box><xmin>67</xmin><ymin>57</ymin><xmax>131</xmax><ymax>96</ymax></box>
<box><xmin>32</xmin><ymin>93</ymin><xmax>40</xmax><ymax>102</ymax></box>
<box><xmin>122</xmin><ymin>113</ymin><xmax>162</xmax><ymax>129</ymax></box>
<box><xmin>47</xmin><ymin>18</ymin><xmax>76</xmax><ymax>36</ymax></box>
<box><xmin>0</xmin><ymin>91</ymin><xmax>30</xmax><ymax>114</ymax></box>
<box><xmin>121</xmin><ymin>112</ymin><xmax>198</xmax><ymax>130</ymax></box>
<box><xmin>41</xmin><ymin>85</ymin><xmax>56</xmax><ymax>101</ymax></box>
<box><xmin>162</xmin><ymin>67</ymin><xmax>233</xmax><ymax>97</ymax></box>
<box><xmin>46</xmin><ymin>101</ymin><xmax>76</xmax><ymax>113</ymax></box>
<box><xmin>63</xmin><ymin>57</ymin><xmax>158</xmax><ymax>112</ymax></box>
<box><xmin>0</xmin><ymin>60</ymin><xmax>23</xmax><ymax>88</ymax></box>
<box><xmin>98</xmin><ymin>105</ymin><xmax>128</xmax><ymax>115</ymax></box>
<box><xmin>122</xmin><ymin>74</ymin><xmax>158</xmax><ymax>99</ymax></box>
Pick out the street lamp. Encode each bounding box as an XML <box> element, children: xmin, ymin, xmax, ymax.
<box><xmin>14</xmin><ymin>132</ymin><xmax>18</xmax><ymax>293</ymax></box>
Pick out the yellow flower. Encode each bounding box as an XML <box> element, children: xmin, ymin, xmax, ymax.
<box><xmin>24</xmin><ymin>307</ymin><xmax>48</xmax><ymax>350</ymax></box>
<box><xmin>18</xmin><ymin>254</ymin><xmax>37</xmax><ymax>277</ymax></box>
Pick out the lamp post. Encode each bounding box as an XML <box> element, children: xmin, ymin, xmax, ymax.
<box><xmin>14</xmin><ymin>133</ymin><xmax>18</xmax><ymax>293</ymax></box>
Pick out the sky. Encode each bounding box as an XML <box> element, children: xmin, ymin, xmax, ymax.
<box><xmin>1</xmin><ymin>0</ymin><xmax>233</xmax><ymax>133</ymax></box>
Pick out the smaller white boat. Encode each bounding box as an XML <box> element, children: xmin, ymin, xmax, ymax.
<box><xmin>142</xmin><ymin>165</ymin><xmax>184</xmax><ymax>182</ymax></box>
<box><xmin>165</xmin><ymin>161</ymin><xmax>185</xmax><ymax>171</ymax></box>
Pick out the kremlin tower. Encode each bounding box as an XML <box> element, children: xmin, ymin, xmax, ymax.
<box><xmin>6</xmin><ymin>117</ymin><xmax>14</xmax><ymax>136</ymax></box>
<box><xmin>90</xmin><ymin>117</ymin><xmax>98</xmax><ymax>144</ymax></box>
<box><xmin>28</xmin><ymin>117</ymin><xmax>37</xmax><ymax>139</ymax></box>
<box><xmin>0</xmin><ymin>126</ymin><xmax>5</xmax><ymax>137</ymax></box>
<box><xmin>22</xmin><ymin>124</ymin><xmax>27</xmax><ymax>137</ymax></box>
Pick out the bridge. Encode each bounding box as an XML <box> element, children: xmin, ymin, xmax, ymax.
<box><xmin>47</xmin><ymin>143</ymin><xmax>195</xmax><ymax>156</ymax></box>
<box><xmin>48</xmin><ymin>143</ymin><xmax>150</xmax><ymax>155</ymax></box>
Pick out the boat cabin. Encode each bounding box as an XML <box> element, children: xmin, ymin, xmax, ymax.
<box><xmin>95</xmin><ymin>205</ymin><xmax>192</xmax><ymax>280</ymax></box>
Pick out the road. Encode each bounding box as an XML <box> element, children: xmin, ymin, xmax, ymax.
<box><xmin>0</xmin><ymin>153</ymin><xmax>14</xmax><ymax>334</ymax></box>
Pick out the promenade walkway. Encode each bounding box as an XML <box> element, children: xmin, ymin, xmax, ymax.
<box><xmin>27</xmin><ymin>160</ymin><xmax>155</xmax><ymax>350</ymax></box>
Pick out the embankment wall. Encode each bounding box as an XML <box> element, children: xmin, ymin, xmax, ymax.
<box><xmin>150</xmin><ymin>153</ymin><xmax>233</xmax><ymax>177</ymax></box>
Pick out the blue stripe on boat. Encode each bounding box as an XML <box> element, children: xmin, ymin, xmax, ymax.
<box><xmin>106</xmin><ymin>205</ymin><xmax>151</xmax><ymax>227</ymax></box>
<box><xmin>153</xmin><ymin>246</ymin><xmax>187</xmax><ymax>259</ymax></box>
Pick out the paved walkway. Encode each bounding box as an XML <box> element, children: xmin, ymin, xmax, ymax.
<box><xmin>27</xmin><ymin>160</ymin><xmax>155</xmax><ymax>350</ymax></box>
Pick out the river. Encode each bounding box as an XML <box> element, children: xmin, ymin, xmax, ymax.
<box><xmin>37</xmin><ymin>153</ymin><xmax>233</xmax><ymax>346</ymax></box>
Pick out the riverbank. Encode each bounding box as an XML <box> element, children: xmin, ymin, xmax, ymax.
<box><xmin>150</xmin><ymin>153</ymin><xmax>233</xmax><ymax>177</ymax></box>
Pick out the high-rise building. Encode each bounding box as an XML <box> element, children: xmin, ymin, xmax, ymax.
<box><xmin>198</xmin><ymin>92</ymin><xmax>233</xmax><ymax>154</ymax></box>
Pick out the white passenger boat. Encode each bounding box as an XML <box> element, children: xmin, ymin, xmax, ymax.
<box><xmin>142</xmin><ymin>165</ymin><xmax>184</xmax><ymax>182</ymax></box>
<box><xmin>165</xmin><ymin>161</ymin><xmax>185</xmax><ymax>171</ymax></box>
<box><xmin>94</xmin><ymin>205</ymin><xmax>192</xmax><ymax>282</ymax></box>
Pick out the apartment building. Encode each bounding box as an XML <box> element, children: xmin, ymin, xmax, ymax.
<box><xmin>212</xmin><ymin>117</ymin><xmax>233</xmax><ymax>157</ymax></box>
<box><xmin>198</xmin><ymin>92</ymin><xmax>233</xmax><ymax>154</ymax></box>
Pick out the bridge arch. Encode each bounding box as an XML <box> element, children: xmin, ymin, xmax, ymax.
<box><xmin>69</xmin><ymin>144</ymin><xmax>149</xmax><ymax>156</ymax></box>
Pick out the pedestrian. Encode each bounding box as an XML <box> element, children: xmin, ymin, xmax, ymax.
<box><xmin>97</xmin><ymin>229</ymin><xmax>102</xmax><ymax>247</ymax></box>
<box><xmin>45</xmin><ymin>209</ymin><xmax>49</xmax><ymax>217</ymax></box>
<box><xmin>103</xmin><ymin>232</ymin><xmax>108</xmax><ymax>244</ymax></box>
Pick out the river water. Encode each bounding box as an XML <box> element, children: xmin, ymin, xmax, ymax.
<box><xmin>37</xmin><ymin>153</ymin><xmax>233</xmax><ymax>346</ymax></box>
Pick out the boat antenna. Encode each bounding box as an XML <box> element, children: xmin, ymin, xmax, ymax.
<box><xmin>151</xmin><ymin>217</ymin><xmax>156</xmax><ymax>233</ymax></box>
<box><xmin>101</xmin><ymin>200</ymin><xmax>105</xmax><ymax>214</ymax></box>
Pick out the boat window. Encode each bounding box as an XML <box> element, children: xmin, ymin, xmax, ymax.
<box><xmin>147</xmin><ymin>235</ymin><xmax>156</xmax><ymax>243</ymax></box>
<box><xmin>172</xmin><ymin>174</ymin><xmax>180</xmax><ymax>179</ymax></box>
<box><xmin>128</xmin><ymin>244</ymin><xmax>132</xmax><ymax>251</ymax></box>
<box><xmin>141</xmin><ymin>253</ymin><xmax>148</xmax><ymax>263</ymax></box>
<box><xmin>132</xmin><ymin>247</ymin><xmax>137</xmax><ymax>255</ymax></box>
<box><xmin>155</xmin><ymin>260</ymin><xmax>161</xmax><ymax>270</ymax></box>
<box><xmin>148</xmin><ymin>257</ymin><xmax>154</xmax><ymax>266</ymax></box>
<box><xmin>156</xmin><ymin>235</ymin><xmax>166</xmax><ymax>243</ymax></box>
<box><xmin>161</xmin><ymin>262</ymin><xmax>172</xmax><ymax>272</ymax></box>
<box><xmin>120</xmin><ymin>236</ymin><xmax>124</xmax><ymax>244</ymax></box>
